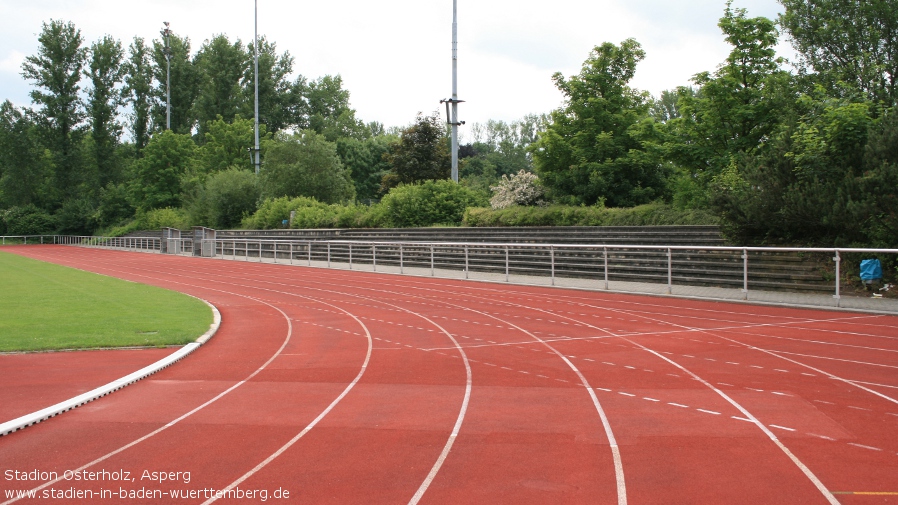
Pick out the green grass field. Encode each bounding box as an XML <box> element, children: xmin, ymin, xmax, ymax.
<box><xmin>0</xmin><ymin>251</ymin><xmax>213</xmax><ymax>352</ymax></box>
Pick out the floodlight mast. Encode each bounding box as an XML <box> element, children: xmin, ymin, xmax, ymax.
<box><xmin>161</xmin><ymin>22</ymin><xmax>172</xmax><ymax>130</ymax></box>
<box><xmin>441</xmin><ymin>0</ymin><xmax>464</xmax><ymax>182</ymax></box>
<box><xmin>253</xmin><ymin>0</ymin><xmax>261</xmax><ymax>175</ymax></box>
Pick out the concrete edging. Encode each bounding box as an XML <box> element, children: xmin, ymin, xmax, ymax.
<box><xmin>0</xmin><ymin>300</ymin><xmax>222</xmax><ymax>437</ymax></box>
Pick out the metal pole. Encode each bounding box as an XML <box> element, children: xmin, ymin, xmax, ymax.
<box><xmin>259</xmin><ymin>240</ymin><xmax>262</xmax><ymax>262</ymax></box>
<box><xmin>604</xmin><ymin>246</ymin><xmax>609</xmax><ymax>290</ymax></box>
<box><xmin>290</xmin><ymin>242</ymin><xmax>293</xmax><ymax>264</ymax></box>
<box><xmin>162</xmin><ymin>22</ymin><xmax>171</xmax><ymax>130</ymax></box>
<box><xmin>253</xmin><ymin>0</ymin><xmax>261</xmax><ymax>175</ymax></box>
<box><xmin>450</xmin><ymin>0</ymin><xmax>459</xmax><ymax>182</ymax></box>
<box><xmin>308</xmin><ymin>241</ymin><xmax>311</xmax><ymax>266</ymax></box>
<box><xmin>550</xmin><ymin>246</ymin><xmax>555</xmax><ymax>286</ymax></box>
<box><xmin>431</xmin><ymin>245</ymin><xmax>435</xmax><ymax>276</ymax></box>
<box><xmin>667</xmin><ymin>248</ymin><xmax>673</xmax><ymax>294</ymax></box>
<box><xmin>327</xmin><ymin>243</ymin><xmax>331</xmax><ymax>268</ymax></box>
<box><xmin>464</xmin><ymin>245</ymin><xmax>469</xmax><ymax>279</ymax></box>
<box><xmin>505</xmin><ymin>247</ymin><xmax>509</xmax><ymax>282</ymax></box>
<box><xmin>273</xmin><ymin>241</ymin><xmax>277</xmax><ymax>263</ymax></box>
<box><xmin>349</xmin><ymin>243</ymin><xmax>353</xmax><ymax>270</ymax></box>
<box><xmin>400</xmin><ymin>244</ymin><xmax>404</xmax><ymax>274</ymax></box>
<box><xmin>833</xmin><ymin>249</ymin><xmax>841</xmax><ymax>307</ymax></box>
<box><xmin>373</xmin><ymin>244</ymin><xmax>377</xmax><ymax>272</ymax></box>
<box><xmin>742</xmin><ymin>249</ymin><xmax>749</xmax><ymax>300</ymax></box>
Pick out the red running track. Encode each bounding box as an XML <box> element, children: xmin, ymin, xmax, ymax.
<box><xmin>1</xmin><ymin>245</ymin><xmax>897</xmax><ymax>504</ymax></box>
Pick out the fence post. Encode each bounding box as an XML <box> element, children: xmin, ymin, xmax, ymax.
<box><xmin>431</xmin><ymin>245</ymin><xmax>435</xmax><ymax>276</ymax></box>
<box><xmin>349</xmin><ymin>243</ymin><xmax>353</xmax><ymax>270</ymax></box>
<box><xmin>400</xmin><ymin>244</ymin><xmax>404</xmax><ymax>274</ymax></box>
<box><xmin>667</xmin><ymin>248</ymin><xmax>673</xmax><ymax>294</ymax></box>
<box><xmin>742</xmin><ymin>249</ymin><xmax>749</xmax><ymax>300</ymax></box>
<box><xmin>505</xmin><ymin>247</ymin><xmax>509</xmax><ymax>282</ymax></box>
<box><xmin>465</xmin><ymin>245</ymin><xmax>469</xmax><ymax>279</ymax></box>
<box><xmin>327</xmin><ymin>243</ymin><xmax>331</xmax><ymax>268</ymax></box>
<box><xmin>549</xmin><ymin>245</ymin><xmax>555</xmax><ymax>286</ymax></box>
<box><xmin>273</xmin><ymin>242</ymin><xmax>278</xmax><ymax>263</ymax></box>
<box><xmin>259</xmin><ymin>240</ymin><xmax>262</xmax><ymax>262</ymax></box>
<box><xmin>604</xmin><ymin>247</ymin><xmax>609</xmax><ymax>290</ymax></box>
<box><xmin>373</xmin><ymin>244</ymin><xmax>377</xmax><ymax>272</ymax></box>
<box><xmin>308</xmin><ymin>241</ymin><xmax>312</xmax><ymax>266</ymax></box>
<box><xmin>290</xmin><ymin>243</ymin><xmax>293</xmax><ymax>265</ymax></box>
<box><xmin>833</xmin><ymin>249</ymin><xmax>841</xmax><ymax>307</ymax></box>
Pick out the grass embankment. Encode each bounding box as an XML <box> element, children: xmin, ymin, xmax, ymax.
<box><xmin>0</xmin><ymin>252</ymin><xmax>212</xmax><ymax>352</ymax></box>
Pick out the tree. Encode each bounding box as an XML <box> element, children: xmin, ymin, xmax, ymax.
<box><xmin>123</xmin><ymin>37</ymin><xmax>154</xmax><ymax>154</ymax></box>
<box><xmin>531</xmin><ymin>39</ymin><xmax>669</xmax><ymax>207</ymax></box>
<box><xmin>21</xmin><ymin>20</ymin><xmax>87</xmax><ymax>198</ymax></box>
<box><xmin>0</xmin><ymin>102</ymin><xmax>54</xmax><ymax>208</ymax></box>
<box><xmin>85</xmin><ymin>35</ymin><xmax>125</xmax><ymax>188</ymax></box>
<box><xmin>193</xmin><ymin>34</ymin><xmax>248</xmax><ymax>133</ymax></box>
<box><xmin>151</xmin><ymin>32</ymin><xmax>199</xmax><ymax>135</ymax></box>
<box><xmin>382</xmin><ymin>113</ymin><xmax>450</xmax><ymax>192</ymax></box>
<box><xmin>195</xmin><ymin>115</ymin><xmax>267</xmax><ymax>175</ymax></box>
<box><xmin>189</xmin><ymin>168</ymin><xmax>260</xmax><ymax>229</ymax></box>
<box><xmin>336</xmin><ymin>135</ymin><xmax>394</xmax><ymax>203</ymax></box>
<box><xmin>241</xmin><ymin>37</ymin><xmax>301</xmax><ymax>133</ymax></box>
<box><xmin>260</xmin><ymin>131</ymin><xmax>355</xmax><ymax>204</ymax></box>
<box><xmin>304</xmin><ymin>75</ymin><xmax>366</xmax><ymax>141</ymax></box>
<box><xmin>779</xmin><ymin>0</ymin><xmax>898</xmax><ymax>105</ymax></box>
<box><xmin>130</xmin><ymin>130</ymin><xmax>196</xmax><ymax>212</ymax></box>
<box><xmin>665</xmin><ymin>4</ymin><xmax>793</xmax><ymax>208</ymax></box>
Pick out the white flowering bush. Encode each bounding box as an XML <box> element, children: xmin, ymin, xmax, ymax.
<box><xmin>489</xmin><ymin>170</ymin><xmax>546</xmax><ymax>209</ymax></box>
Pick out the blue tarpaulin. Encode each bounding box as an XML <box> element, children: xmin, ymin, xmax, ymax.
<box><xmin>860</xmin><ymin>259</ymin><xmax>883</xmax><ymax>281</ymax></box>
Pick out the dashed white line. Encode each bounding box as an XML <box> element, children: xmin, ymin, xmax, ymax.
<box><xmin>668</xmin><ymin>403</ymin><xmax>689</xmax><ymax>408</ymax></box>
<box><xmin>696</xmin><ymin>409</ymin><xmax>721</xmax><ymax>415</ymax></box>
<box><xmin>847</xmin><ymin>443</ymin><xmax>883</xmax><ymax>451</ymax></box>
<box><xmin>769</xmin><ymin>424</ymin><xmax>795</xmax><ymax>432</ymax></box>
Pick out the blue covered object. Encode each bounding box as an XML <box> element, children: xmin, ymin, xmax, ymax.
<box><xmin>860</xmin><ymin>259</ymin><xmax>883</xmax><ymax>281</ymax></box>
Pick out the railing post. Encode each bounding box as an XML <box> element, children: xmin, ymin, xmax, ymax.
<box><xmin>833</xmin><ymin>249</ymin><xmax>841</xmax><ymax>307</ymax></box>
<box><xmin>549</xmin><ymin>245</ymin><xmax>555</xmax><ymax>286</ymax></box>
<box><xmin>505</xmin><ymin>247</ymin><xmax>509</xmax><ymax>282</ymax></box>
<box><xmin>273</xmin><ymin>242</ymin><xmax>278</xmax><ymax>263</ymax></box>
<box><xmin>373</xmin><ymin>244</ymin><xmax>377</xmax><ymax>272</ymax></box>
<box><xmin>464</xmin><ymin>245</ymin><xmax>469</xmax><ymax>279</ymax></box>
<box><xmin>308</xmin><ymin>241</ymin><xmax>312</xmax><ymax>266</ymax></box>
<box><xmin>667</xmin><ymin>248</ymin><xmax>673</xmax><ymax>294</ymax></box>
<box><xmin>290</xmin><ymin>242</ymin><xmax>293</xmax><ymax>265</ymax></box>
<box><xmin>742</xmin><ymin>249</ymin><xmax>749</xmax><ymax>300</ymax></box>
<box><xmin>604</xmin><ymin>246</ymin><xmax>609</xmax><ymax>290</ymax></box>
<box><xmin>400</xmin><ymin>244</ymin><xmax>404</xmax><ymax>274</ymax></box>
<box><xmin>259</xmin><ymin>240</ymin><xmax>262</xmax><ymax>262</ymax></box>
<box><xmin>430</xmin><ymin>245</ymin><xmax>435</xmax><ymax>276</ymax></box>
<box><xmin>327</xmin><ymin>243</ymin><xmax>331</xmax><ymax>268</ymax></box>
<box><xmin>349</xmin><ymin>243</ymin><xmax>353</xmax><ymax>270</ymax></box>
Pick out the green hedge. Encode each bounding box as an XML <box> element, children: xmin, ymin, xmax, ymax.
<box><xmin>462</xmin><ymin>203</ymin><xmax>719</xmax><ymax>227</ymax></box>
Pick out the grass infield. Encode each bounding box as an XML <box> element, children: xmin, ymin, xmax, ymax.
<box><xmin>0</xmin><ymin>251</ymin><xmax>212</xmax><ymax>352</ymax></box>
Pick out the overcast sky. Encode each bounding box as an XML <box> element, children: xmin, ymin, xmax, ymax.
<box><xmin>0</xmin><ymin>0</ymin><xmax>795</xmax><ymax>137</ymax></box>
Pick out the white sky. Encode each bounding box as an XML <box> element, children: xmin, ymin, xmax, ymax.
<box><xmin>0</xmin><ymin>0</ymin><xmax>795</xmax><ymax>137</ymax></box>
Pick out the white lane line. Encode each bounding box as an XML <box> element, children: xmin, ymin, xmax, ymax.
<box><xmin>847</xmin><ymin>443</ymin><xmax>883</xmax><ymax>451</ymax></box>
<box><xmin>847</xmin><ymin>406</ymin><xmax>871</xmax><ymax>411</ymax></box>
<box><xmin>619</xmin><ymin>392</ymin><xmax>636</xmax><ymax>397</ymax></box>
<box><xmin>717</xmin><ymin>382</ymin><xmax>734</xmax><ymax>387</ymax></box>
<box><xmin>814</xmin><ymin>400</ymin><xmax>835</xmax><ymax>405</ymax></box>
<box><xmin>668</xmin><ymin>403</ymin><xmax>689</xmax><ymax>408</ymax></box>
<box><xmin>808</xmin><ymin>433</ymin><xmax>836</xmax><ymax>441</ymax></box>
<box><xmin>732</xmin><ymin>416</ymin><xmax>753</xmax><ymax>422</ymax></box>
<box><xmin>769</xmin><ymin>424</ymin><xmax>796</xmax><ymax>432</ymax></box>
<box><xmin>596</xmin><ymin>387</ymin><xmax>612</xmax><ymax>392</ymax></box>
<box><xmin>643</xmin><ymin>397</ymin><xmax>660</xmax><ymax>402</ymax></box>
<box><xmin>697</xmin><ymin>409</ymin><xmax>721</xmax><ymax>415</ymax></box>
<box><xmin>771</xmin><ymin>392</ymin><xmax>790</xmax><ymax>396</ymax></box>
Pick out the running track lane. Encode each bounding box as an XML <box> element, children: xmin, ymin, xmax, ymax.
<box><xmin>1</xmin><ymin>246</ymin><xmax>896</xmax><ymax>503</ymax></box>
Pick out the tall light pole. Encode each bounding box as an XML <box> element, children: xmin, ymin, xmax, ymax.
<box><xmin>440</xmin><ymin>0</ymin><xmax>463</xmax><ymax>182</ymax></box>
<box><xmin>253</xmin><ymin>0</ymin><xmax>261</xmax><ymax>175</ymax></box>
<box><xmin>161</xmin><ymin>22</ymin><xmax>172</xmax><ymax>130</ymax></box>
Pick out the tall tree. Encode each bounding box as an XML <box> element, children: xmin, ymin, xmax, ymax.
<box><xmin>21</xmin><ymin>19</ymin><xmax>86</xmax><ymax>197</ymax></box>
<box><xmin>151</xmin><ymin>32</ymin><xmax>199</xmax><ymax>135</ymax></box>
<box><xmin>130</xmin><ymin>130</ymin><xmax>196</xmax><ymax>212</ymax></box>
<box><xmin>779</xmin><ymin>0</ymin><xmax>898</xmax><ymax>105</ymax></box>
<box><xmin>381</xmin><ymin>113</ymin><xmax>450</xmax><ymax>192</ymax></box>
<box><xmin>0</xmin><ymin>102</ymin><xmax>54</xmax><ymax>208</ymax></box>
<box><xmin>305</xmin><ymin>75</ymin><xmax>366</xmax><ymax>141</ymax></box>
<box><xmin>85</xmin><ymin>35</ymin><xmax>125</xmax><ymax>188</ymax></box>
<box><xmin>242</xmin><ymin>37</ymin><xmax>301</xmax><ymax>132</ymax></box>
<box><xmin>531</xmin><ymin>39</ymin><xmax>668</xmax><ymax>207</ymax></box>
<box><xmin>260</xmin><ymin>131</ymin><xmax>355</xmax><ymax>203</ymax></box>
<box><xmin>668</xmin><ymin>4</ymin><xmax>792</xmax><ymax>180</ymax></box>
<box><xmin>124</xmin><ymin>37</ymin><xmax>154</xmax><ymax>154</ymax></box>
<box><xmin>193</xmin><ymin>34</ymin><xmax>248</xmax><ymax>134</ymax></box>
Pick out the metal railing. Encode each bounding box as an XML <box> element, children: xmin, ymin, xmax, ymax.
<box><xmin>7</xmin><ymin>235</ymin><xmax>896</xmax><ymax>312</ymax></box>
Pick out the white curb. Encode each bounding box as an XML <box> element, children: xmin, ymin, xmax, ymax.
<box><xmin>0</xmin><ymin>300</ymin><xmax>221</xmax><ymax>436</ymax></box>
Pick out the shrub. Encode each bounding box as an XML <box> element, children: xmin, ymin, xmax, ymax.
<box><xmin>463</xmin><ymin>202</ymin><xmax>719</xmax><ymax>227</ymax></box>
<box><xmin>136</xmin><ymin>207</ymin><xmax>190</xmax><ymax>230</ymax></box>
<box><xmin>380</xmin><ymin>180</ymin><xmax>489</xmax><ymax>227</ymax></box>
<box><xmin>1</xmin><ymin>205</ymin><xmax>57</xmax><ymax>235</ymax></box>
<box><xmin>191</xmin><ymin>168</ymin><xmax>260</xmax><ymax>229</ymax></box>
<box><xmin>489</xmin><ymin>170</ymin><xmax>545</xmax><ymax>209</ymax></box>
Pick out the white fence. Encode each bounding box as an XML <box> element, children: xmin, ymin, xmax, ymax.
<box><xmin>4</xmin><ymin>235</ymin><xmax>896</xmax><ymax>313</ymax></box>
